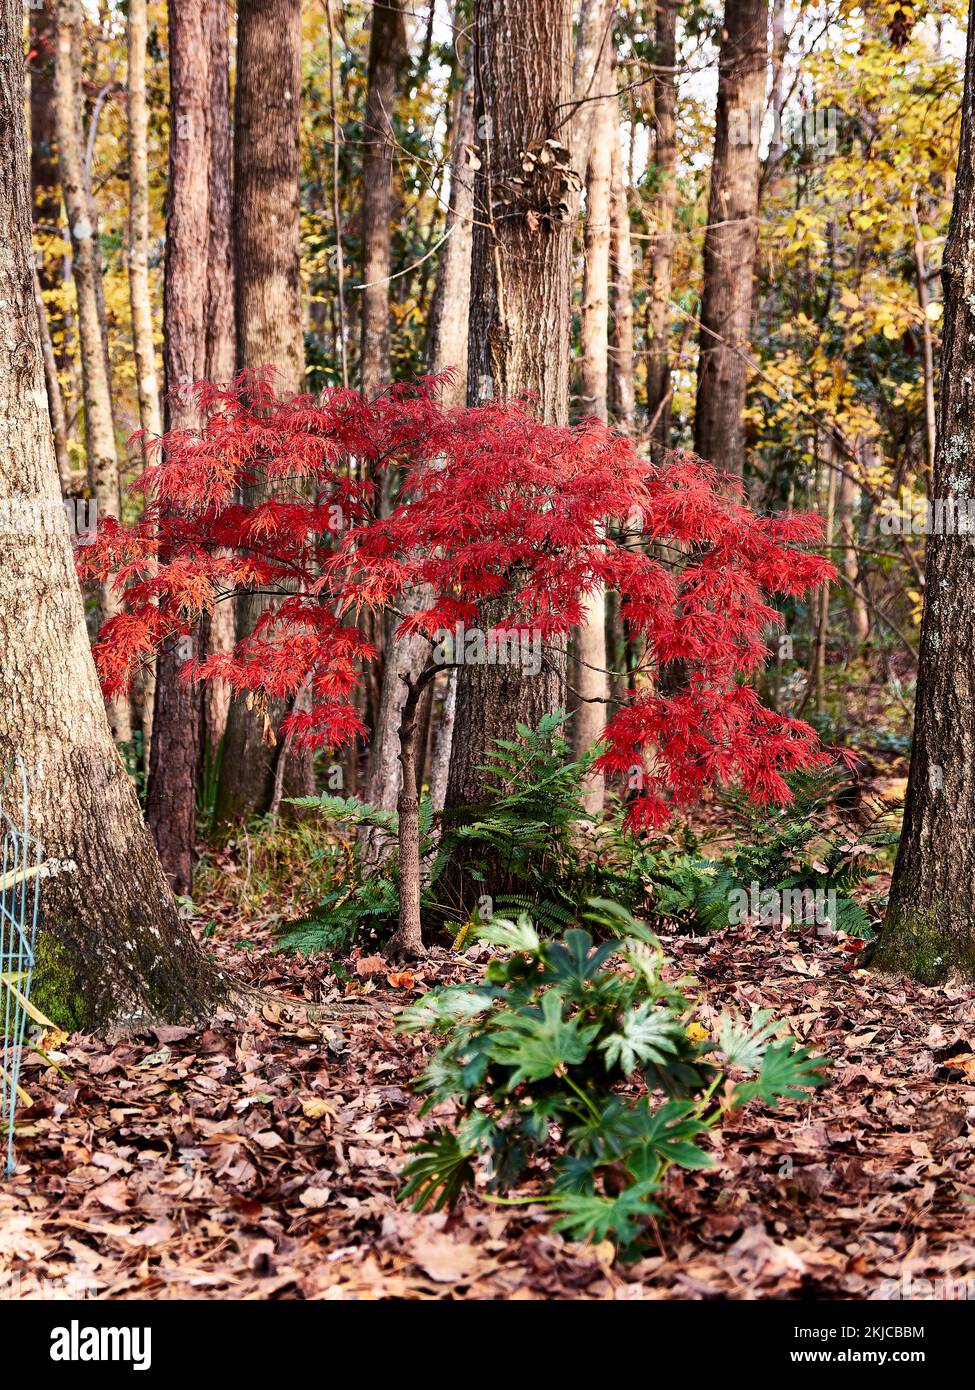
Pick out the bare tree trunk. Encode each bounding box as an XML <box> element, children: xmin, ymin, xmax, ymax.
<box><xmin>879</xmin><ymin>0</ymin><xmax>975</xmax><ymax>982</ymax></box>
<box><xmin>29</xmin><ymin>1</ymin><xmax>64</xmax><ymax>314</ymax></box>
<box><xmin>202</xmin><ymin>0</ymin><xmax>236</xmax><ymax>752</ymax></box>
<box><xmin>445</xmin><ymin>0</ymin><xmax>572</xmax><ymax>874</ymax></box>
<box><xmin>127</xmin><ymin>0</ymin><xmax>162</xmax><ymax>448</ymax></box>
<box><xmin>216</xmin><ymin>0</ymin><xmax>305</xmax><ymax>827</ymax></box>
<box><xmin>813</xmin><ymin>456</ymin><xmax>836</xmax><ymax>718</ymax></box>
<box><xmin>646</xmin><ymin>0</ymin><xmax>678</xmax><ymax>452</ymax></box>
<box><xmin>0</xmin><ymin>0</ymin><xmax>234</xmax><ymax>1034</ymax></box>
<box><xmin>911</xmin><ymin>196</ymin><xmax>938</xmax><ymax>475</ymax></box>
<box><xmin>693</xmin><ymin>0</ymin><xmax>768</xmax><ymax>477</ymax></box>
<box><xmin>574</xmin><ymin>46</ymin><xmax>613</xmax><ymax>811</ymax></box>
<box><xmin>837</xmin><ymin>460</ymin><xmax>870</xmax><ymax>652</ymax></box>
<box><xmin>388</xmin><ymin>669</ymin><xmax>435</xmax><ymax>959</ymax></box>
<box><xmin>32</xmin><ymin>261</ymin><xmax>70</xmax><ymax>490</ymax></box>
<box><xmin>359</xmin><ymin>0</ymin><xmax>406</xmax><ymax>402</ymax></box>
<box><xmin>608</xmin><ymin>90</ymin><xmax>635</xmax><ymax>432</ymax></box>
<box><xmin>146</xmin><ymin>0</ymin><xmax>217</xmax><ymax>896</ymax></box>
<box><xmin>54</xmin><ymin>0</ymin><xmax>130</xmax><ymax>742</ymax></box>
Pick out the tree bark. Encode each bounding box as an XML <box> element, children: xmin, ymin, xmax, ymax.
<box><xmin>216</xmin><ymin>0</ymin><xmax>305</xmax><ymax>827</ymax></box>
<box><xmin>127</xmin><ymin>0</ymin><xmax>162</xmax><ymax>449</ymax></box>
<box><xmin>445</xmin><ymin>0</ymin><xmax>571</xmax><ymax>873</ymax></box>
<box><xmin>146</xmin><ymin>0</ymin><xmax>218</xmax><ymax>896</ymax></box>
<box><xmin>693</xmin><ymin>0</ymin><xmax>768</xmax><ymax>477</ymax></box>
<box><xmin>646</xmin><ymin>0</ymin><xmax>678</xmax><ymax>452</ymax></box>
<box><xmin>574</xmin><ymin>45</ymin><xmax>614</xmax><ymax>811</ymax></box>
<box><xmin>32</xmin><ymin>260</ymin><xmax>70</xmax><ymax>490</ymax></box>
<box><xmin>878</xmin><ymin>0</ymin><xmax>975</xmax><ymax>983</ymax></box>
<box><xmin>608</xmin><ymin>93</ymin><xmax>635</xmax><ymax>433</ymax></box>
<box><xmin>0</xmin><ymin>0</ymin><xmax>234</xmax><ymax>1034</ymax></box>
<box><xmin>54</xmin><ymin>0</ymin><xmax>130</xmax><ymax>741</ymax></box>
<box><xmin>29</xmin><ymin>1</ymin><xmax>63</xmax><ymax>308</ymax></box>
<box><xmin>359</xmin><ymin>0</ymin><xmax>406</xmax><ymax>402</ymax></box>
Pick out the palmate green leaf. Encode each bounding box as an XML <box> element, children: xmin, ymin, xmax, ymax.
<box><xmin>733</xmin><ymin>1039</ymin><xmax>829</xmax><ymax>1109</ymax></box>
<box><xmin>624</xmin><ymin>1099</ymin><xmax>714</xmax><ymax>1180</ymax></box>
<box><xmin>486</xmin><ymin>990</ymin><xmax>599</xmax><ymax>1086</ymax></box>
<box><xmin>399</xmin><ymin>1127</ymin><xmax>475</xmax><ymax>1212</ymax></box>
<box><xmin>541</xmin><ymin>928</ymin><xmax>617</xmax><ymax>992</ymax></box>
<box><xmin>552</xmin><ymin>1180</ymin><xmax>662</xmax><ymax>1247</ymax></box>
<box><xmin>599</xmin><ymin>1000</ymin><xmax>684</xmax><ymax>1075</ymax></box>
<box><xmin>713</xmin><ymin>1007</ymin><xmax>780</xmax><ymax>1073</ymax></box>
<box><xmin>396</xmin><ymin>985</ymin><xmax>496</xmax><ymax>1033</ymax></box>
<box><xmin>477</xmin><ymin>913</ymin><xmax>541</xmax><ymax>955</ymax></box>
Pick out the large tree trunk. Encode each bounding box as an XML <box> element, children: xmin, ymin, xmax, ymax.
<box><xmin>444</xmin><ymin>0</ymin><xmax>572</xmax><ymax>900</ymax></box>
<box><xmin>646</xmin><ymin>0</ymin><xmax>678</xmax><ymax>452</ymax></box>
<box><xmin>359</xmin><ymin>0</ymin><xmax>406</xmax><ymax>403</ymax></box>
<box><xmin>215</xmin><ymin>0</ymin><xmax>305</xmax><ymax>828</ymax></box>
<box><xmin>0</xmin><ymin>0</ymin><xmax>233</xmax><ymax>1034</ymax></box>
<box><xmin>693</xmin><ymin>0</ymin><xmax>768</xmax><ymax>477</ymax></box>
<box><xmin>54</xmin><ymin>0</ymin><xmax>131</xmax><ymax>741</ymax></box>
<box><xmin>573</xmin><ymin>44</ymin><xmax>614</xmax><ymax>811</ymax></box>
<box><xmin>201</xmin><ymin>0</ymin><xmax>236</xmax><ymax>753</ymax></box>
<box><xmin>877</xmin><ymin>0</ymin><xmax>975</xmax><ymax>983</ymax></box>
<box><xmin>146</xmin><ymin>0</ymin><xmax>218</xmax><ymax>896</ymax></box>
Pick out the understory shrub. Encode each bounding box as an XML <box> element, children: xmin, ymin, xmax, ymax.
<box><xmin>398</xmin><ymin>900</ymin><xmax>827</xmax><ymax>1256</ymax></box>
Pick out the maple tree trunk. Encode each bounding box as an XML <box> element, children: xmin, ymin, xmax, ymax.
<box><xmin>388</xmin><ymin>673</ymin><xmax>432</xmax><ymax>959</ymax></box>
<box><xmin>879</xmin><ymin>0</ymin><xmax>975</xmax><ymax>983</ymax></box>
<box><xmin>0</xmin><ymin>0</ymin><xmax>234</xmax><ymax>1033</ymax></box>
<box><xmin>54</xmin><ymin>0</ymin><xmax>130</xmax><ymax>742</ymax></box>
<box><xmin>693</xmin><ymin>0</ymin><xmax>768</xmax><ymax>477</ymax></box>
<box><xmin>646</xmin><ymin>0</ymin><xmax>678</xmax><ymax>452</ymax></box>
<box><xmin>444</xmin><ymin>0</ymin><xmax>571</xmax><ymax>875</ymax></box>
<box><xmin>360</xmin><ymin>0</ymin><xmax>406</xmax><ymax>403</ymax></box>
<box><xmin>216</xmin><ymin>0</ymin><xmax>306</xmax><ymax>827</ymax></box>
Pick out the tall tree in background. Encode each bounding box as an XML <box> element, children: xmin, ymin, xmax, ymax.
<box><xmin>216</xmin><ymin>0</ymin><xmax>304</xmax><ymax>826</ymax></box>
<box><xmin>53</xmin><ymin>0</ymin><xmax>130</xmax><ymax>741</ymax></box>
<box><xmin>878</xmin><ymin>0</ymin><xmax>975</xmax><ymax>984</ymax></box>
<box><xmin>574</xmin><ymin>38</ymin><xmax>615</xmax><ymax>810</ymax></box>
<box><xmin>147</xmin><ymin>0</ymin><xmax>222</xmax><ymax>895</ymax></box>
<box><xmin>646</xmin><ymin>0</ymin><xmax>678</xmax><ymax>451</ymax></box>
<box><xmin>127</xmin><ymin>0</ymin><xmax>162</xmax><ymax>451</ymax></box>
<box><xmin>0</xmin><ymin>0</ymin><xmax>232</xmax><ymax>1032</ymax></box>
<box><xmin>445</xmin><ymin>0</ymin><xmax>573</xmax><ymax>859</ymax></box>
<box><xmin>366</xmin><ymin>24</ymin><xmax>477</xmax><ymax>822</ymax></box>
<box><xmin>608</xmin><ymin>66</ymin><xmax>634</xmax><ymax>433</ymax></box>
<box><xmin>359</xmin><ymin>0</ymin><xmax>407</xmax><ymax>402</ymax></box>
<box><xmin>693</xmin><ymin>0</ymin><xmax>768</xmax><ymax>477</ymax></box>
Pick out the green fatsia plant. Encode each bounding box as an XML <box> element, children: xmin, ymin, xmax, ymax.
<box><xmin>398</xmin><ymin>901</ymin><xmax>827</xmax><ymax>1256</ymax></box>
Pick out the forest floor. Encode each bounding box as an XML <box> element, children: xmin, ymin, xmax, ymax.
<box><xmin>4</xmin><ymin>897</ymin><xmax>975</xmax><ymax>1301</ymax></box>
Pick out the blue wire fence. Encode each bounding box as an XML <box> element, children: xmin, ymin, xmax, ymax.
<box><xmin>0</xmin><ymin>757</ymin><xmax>43</xmax><ymax>1177</ymax></box>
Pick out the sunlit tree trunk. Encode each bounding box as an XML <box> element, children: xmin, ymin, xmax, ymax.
<box><xmin>0</xmin><ymin>0</ymin><xmax>234</xmax><ymax>1034</ymax></box>
<box><xmin>693</xmin><ymin>0</ymin><xmax>768</xmax><ymax>477</ymax></box>
<box><xmin>359</xmin><ymin>0</ymin><xmax>406</xmax><ymax>403</ymax></box>
<box><xmin>32</xmin><ymin>261</ymin><xmax>70</xmax><ymax>490</ymax></box>
<box><xmin>608</xmin><ymin>91</ymin><xmax>635</xmax><ymax>433</ymax></box>
<box><xmin>445</xmin><ymin>0</ymin><xmax>572</xmax><ymax>902</ymax></box>
<box><xmin>646</xmin><ymin>0</ymin><xmax>678</xmax><ymax>452</ymax></box>
<box><xmin>879</xmin><ymin>0</ymin><xmax>975</xmax><ymax>983</ymax></box>
<box><xmin>574</xmin><ymin>44</ymin><xmax>614</xmax><ymax>811</ymax></box>
<box><xmin>54</xmin><ymin>0</ymin><xmax>131</xmax><ymax>742</ymax></box>
<box><xmin>216</xmin><ymin>0</ymin><xmax>305</xmax><ymax>827</ymax></box>
<box><xmin>127</xmin><ymin>0</ymin><xmax>162</xmax><ymax>450</ymax></box>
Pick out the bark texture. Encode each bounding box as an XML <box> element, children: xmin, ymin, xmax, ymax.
<box><xmin>646</xmin><ymin>0</ymin><xmax>678</xmax><ymax>450</ymax></box>
<box><xmin>127</xmin><ymin>0</ymin><xmax>162</xmax><ymax>448</ymax></box>
<box><xmin>446</xmin><ymin>0</ymin><xmax>572</xmax><ymax>872</ymax></box>
<box><xmin>216</xmin><ymin>0</ymin><xmax>305</xmax><ymax>827</ymax></box>
<box><xmin>878</xmin><ymin>0</ymin><xmax>975</xmax><ymax>983</ymax></box>
<box><xmin>608</xmin><ymin>102</ymin><xmax>635</xmax><ymax>432</ymax></box>
<box><xmin>54</xmin><ymin>0</ymin><xmax>130</xmax><ymax>740</ymax></box>
<box><xmin>0</xmin><ymin>0</ymin><xmax>233</xmax><ymax>1033</ymax></box>
<box><xmin>359</xmin><ymin>0</ymin><xmax>406</xmax><ymax>403</ymax></box>
<box><xmin>146</xmin><ymin>0</ymin><xmax>216</xmax><ymax>895</ymax></box>
<box><xmin>693</xmin><ymin>0</ymin><xmax>768</xmax><ymax>477</ymax></box>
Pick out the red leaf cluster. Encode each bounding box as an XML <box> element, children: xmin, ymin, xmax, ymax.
<box><xmin>79</xmin><ymin>373</ymin><xmax>836</xmax><ymax>826</ymax></box>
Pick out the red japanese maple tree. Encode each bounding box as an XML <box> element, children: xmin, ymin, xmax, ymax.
<box><xmin>80</xmin><ymin>373</ymin><xmax>836</xmax><ymax>956</ymax></box>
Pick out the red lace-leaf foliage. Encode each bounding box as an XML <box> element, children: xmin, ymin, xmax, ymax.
<box><xmin>79</xmin><ymin>372</ymin><xmax>837</xmax><ymax>827</ymax></box>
